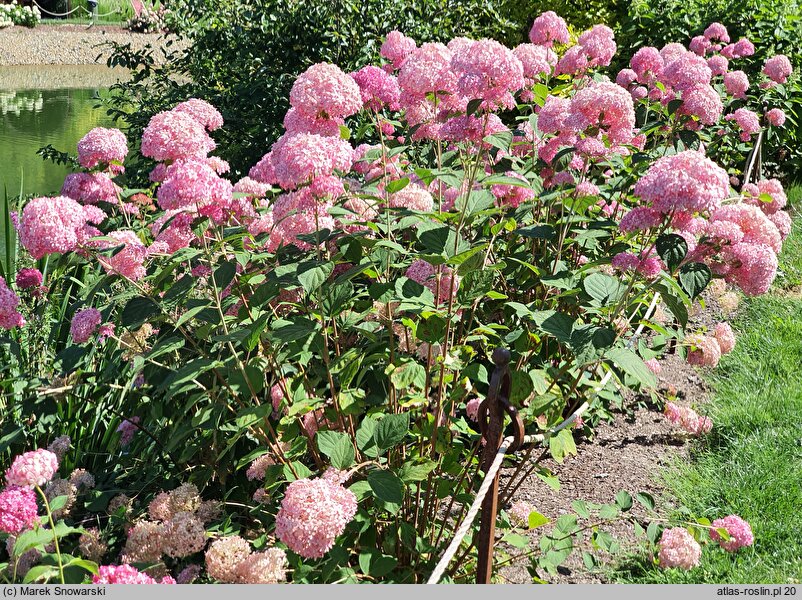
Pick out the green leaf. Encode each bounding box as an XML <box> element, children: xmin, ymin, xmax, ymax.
<box><xmin>385</xmin><ymin>177</ymin><xmax>410</xmax><ymax>194</ymax></box>
<box><xmin>584</xmin><ymin>273</ymin><xmax>626</xmax><ymax>306</ymax></box>
<box><xmin>398</xmin><ymin>460</ymin><xmax>437</xmax><ymax>483</ymax></box>
<box><xmin>359</xmin><ymin>550</ymin><xmax>398</xmax><ymax>577</ymax></box>
<box><xmin>528</xmin><ymin>511</ymin><xmax>550</xmax><ymax>529</ymax></box>
<box><xmin>606</xmin><ymin>347</ymin><xmax>657</xmax><ymax>388</ymax></box>
<box><xmin>635</xmin><ymin>492</ymin><xmax>655</xmax><ymax>511</ymax></box>
<box><xmin>213</xmin><ymin>260</ymin><xmax>237</xmax><ymax>291</ymax></box>
<box><xmin>502</xmin><ymin>533</ymin><xmax>530</xmax><ymax>548</ymax></box>
<box><xmin>368</xmin><ymin>470</ymin><xmax>405</xmax><ymax>504</ymax></box>
<box><xmin>121</xmin><ymin>296</ymin><xmax>160</xmax><ymax>328</ymax></box>
<box><xmin>646</xmin><ymin>522</ymin><xmax>660</xmax><ymax>543</ymax></box>
<box><xmin>572</xmin><ymin>500</ymin><xmax>591</xmax><ymax>519</ymax></box>
<box><xmin>297</xmin><ymin>260</ymin><xmax>334</xmax><ymax>294</ymax></box>
<box><xmin>388</xmin><ymin>361</ymin><xmax>426</xmax><ymax>391</ymax></box>
<box><xmin>23</xmin><ymin>565</ymin><xmax>60</xmax><ymax>583</ymax></box>
<box><xmin>656</xmin><ymin>233</ymin><xmax>688</xmax><ymax>273</ymax></box>
<box><xmin>483</xmin><ymin>131</ymin><xmax>513</xmax><ymax>152</ymax></box>
<box><xmin>678</xmin><ymin>262</ymin><xmax>712</xmax><ymax>299</ymax></box>
<box><xmin>356</xmin><ymin>416</ymin><xmax>379</xmax><ymax>457</ymax></box>
<box><xmin>317</xmin><ymin>431</ymin><xmax>355</xmax><ymax>469</ymax></box>
<box><xmin>549</xmin><ymin>429</ymin><xmax>577</xmax><ymax>464</ymax></box>
<box><xmin>48</xmin><ymin>495</ymin><xmax>69</xmax><ymax>512</ymax></box>
<box><xmin>615</xmin><ymin>491</ymin><xmax>633</xmax><ymax>511</ymax></box>
<box><xmin>531</xmin><ymin>310</ymin><xmax>575</xmax><ymax>342</ymax></box>
<box><xmin>374</xmin><ymin>413</ymin><xmax>410</xmax><ymax>451</ymax></box>
<box><xmin>598</xmin><ymin>504</ymin><xmax>620</xmax><ymax>519</ymax></box>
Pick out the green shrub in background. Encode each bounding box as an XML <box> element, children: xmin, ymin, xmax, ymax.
<box><xmin>499</xmin><ymin>0</ymin><xmax>625</xmax><ymax>40</ymax></box>
<box><xmin>616</xmin><ymin>0</ymin><xmax>802</xmax><ymax>180</ymax></box>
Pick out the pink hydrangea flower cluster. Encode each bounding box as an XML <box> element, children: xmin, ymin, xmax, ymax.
<box><xmin>380</xmin><ymin>30</ymin><xmax>416</xmax><ymax>71</ymax></box>
<box><xmin>528</xmin><ymin>11</ymin><xmax>569</xmax><ymax>48</ymax></box>
<box><xmin>406</xmin><ymin>259</ymin><xmax>460</xmax><ymax>304</ymax></box>
<box><xmin>70</xmin><ymin>308</ymin><xmax>103</xmax><ymax>343</ymax></box>
<box><xmin>449</xmin><ymin>39</ymin><xmax>525</xmax><ymax>110</ymax></box>
<box><xmin>274</xmin><ymin>477</ymin><xmax>357</xmax><ymax>559</ymax></box>
<box><xmin>658</xmin><ymin>527</ymin><xmax>702</xmax><ymax>569</ymax></box>
<box><xmin>765</xmin><ymin>108</ymin><xmax>786</xmax><ymax>127</ymax></box>
<box><xmin>290</xmin><ymin>63</ymin><xmax>362</xmax><ymax>121</ymax></box>
<box><xmin>0</xmin><ymin>277</ymin><xmax>25</xmax><ymax>330</ymax></box>
<box><xmin>633</xmin><ymin>150</ymin><xmax>729</xmax><ymax>215</ymax></box>
<box><xmin>17</xmin><ymin>196</ymin><xmax>102</xmax><ymax>259</ymax></box>
<box><xmin>98</xmin><ymin>230</ymin><xmax>148</xmax><ymax>281</ymax></box>
<box><xmin>77</xmin><ymin>127</ymin><xmax>128</xmax><ymax>172</ymax></box>
<box><xmin>763</xmin><ymin>55</ymin><xmax>792</xmax><ymax>84</ymax></box>
<box><xmin>665</xmin><ymin>401</ymin><xmax>713</xmax><ymax>435</ymax></box>
<box><xmin>508</xmin><ymin>500</ymin><xmax>534</xmax><ymax>526</ymax></box>
<box><xmin>465</xmin><ymin>397</ymin><xmax>482</xmax><ymax>421</ymax></box>
<box><xmin>141</xmin><ymin>110</ymin><xmax>216</xmax><ymax>162</ymax></box>
<box><xmin>117</xmin><ymin>417</ymin><xmax>141</xmax><ymax>447</ymax></box>
<box><xmin>350</xmin><ymin>65</ymin><xmax>401</xmax><ymax>112</ymax></box>
<box><xmin>92</xmin><ymin>564</ymin><xmax>174</xmax><ymax>584</ymax></box>
<box><xmin>0</xmin><ymin>485</ymin><xmax>39</xmax><ymax>534</ymax></box>
<box><xmin>61</xmin><ymin>172</ymin><xmax>120</xmax><ymax>205</ymax></box>
<box><xmin>5</xmin><ymin>449</ymin><xmax>59</xmax><ymax>488</ymax></box>
<box><xmin>710</xmin><ymin>515</ymin><xmax>754</xmax><ymax>552</ymax></box>
<box><xmin>172</xmin><ymin>98</ymin><xmax>224</xmax><ymax>131</ymax></box>
<box><xmin>725</xmin><ymin>108</ymin><xmax>761</xmax><ymax>141</ymax></box>
<box><xmin>14</xmin><ymin>268</ymin><xmax>42</xmax><ymax>291</ymax></box>
<box><xmin>723</xmin><ymin>70</ymin><xmax>749</xmax><ymax>99</ymax></box>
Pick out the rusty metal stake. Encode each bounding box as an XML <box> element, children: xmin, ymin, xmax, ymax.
<box><xmin>475</xmin><ymin>348</ymin><xmax>525</xmax><ymax>584</ymax></box>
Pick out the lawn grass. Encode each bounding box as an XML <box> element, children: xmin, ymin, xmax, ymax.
<box><xmin>611</xmin><ymin>208</ymin><xmax>802</xmax><ymax>584</ymax></box>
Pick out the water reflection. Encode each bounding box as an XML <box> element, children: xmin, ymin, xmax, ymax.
<box><xmin>0</xmin><ymin>65</ymin><xmax>127</xmax><ymax>196</ymax></box>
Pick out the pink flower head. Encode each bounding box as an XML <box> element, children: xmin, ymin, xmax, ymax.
<box><xmin>389</xmin><ymin>184</ymin><xmax>434</xmax><ymax>212</ymax></box>
<box><xmin>283</xmin><ymin>107</ymin><xmax>344</xmax><ymax>137</ymax></box>
<box><xmin>689</xmin><ymin>35</ymin><xmax>711</xmax><ymax>57</ymax></box>
<box><xmin>616</xmin><ymin>68</ymin><xmax>637</xmax><ymax>88</ymax></box>
<box><xmin>630</xmin><ymin>46</ymin><xmax>664</xmax><ymax>84</ymax></box>
<box><xmin>450</xmin><ymin>39</ymin><xmax>525</xmax><ymax>110</ymax></box>
<box><xmin>465</xmin><ymin>398</ymin><xmax>482</xmax><ymax>421</ymax></box>
<box><xmin>713</xmin><ymin>322</ymin><xmax>736</xmax><ymax>354</ymax></box>
<box><xmin>712</xmin><ymin>203</ymin><xmax>782</xmax><ymax>253</ymax></box>
<box><xmin>763</xmin><ymin>55</ymin><xmax>792</xmax><ymax>84</ymax></box>
<box><xmin>575</xmin><ymin>181</ymin><xmax>599</xmax><ymax>197</ymax></box>
<box><xmin>634</xmin><ymin>150</ymin><xmax>729</xmax><ymax>215</ymax></box>
<box><xmin>658</xmin><ymin>527</ymin><xmax>702</xmax><ymax>569</ymax></box>
<box><xmin>660</xmin><ymin>43</ymin><xmax>687</xmax><ymax>64</ymax></box>
<box><xmin>681</xmin><ymin>85</ymin><xmax>723</xmax><ymax>125</ymax></box>
<box><xmin>685</xmin><ymin>333</ymin><xmax>722</xmax><ymax>368</ymax></box>
<box><xmin>514</xmin><ymin>44</ymin><xmax>556</xmax><ymax>83</ymax></box>
<box><xmin>117</xmin><ymin>417</ymin><xmax>140</xmax><ymax>447</ymax></box>
<box><xmin>753</xmin><ymin>179</ymin><xmax>787</xmax><ymax>215</ymax></box>
<box><xmin>290</xmin><ymin>63</ymin><xmax>362</xmax><ymax>120</ymax></box>
<box><xmin>270</xmin><ymin>133</ymin><xmax>353</xmax><ymax>190</ymax></box>
<box><xmin>70</xmin><ymin>308</ymin><xmax>102</xmax><ymax>343</ymax></box>
<box><xmin>733</xmin><ymin>38</ymin><xmax>755</xmax><ymax>58</ymax></box>
<box><xmin>0</xmin><ymin>277</ymin><xmax>25</xmax><ymax>330</ymax></box>
<box><xmin>61</xmin><ymin>172</ymin><xmax>120</xmax><ymax>205</ymax></box>
<box><xmin>141</xmin><ymin>111</ymin><xmax>216</xmax><ymax>162</ymax></box>
<box><xmin>662</xmin><ymin>52</ymin><xmax>712</xmax><ymax>92</ymax></box>
<box><xmin>246</xmin><ymin>454</ymin><xmax>275</xmax><ymax>481</ymax></box>
<box><xmin>491</xmin><ymin>172</ymin><xmax>535</xmax><ymax>208</ymax></box>
<box><xmin>710</xmin><ymin>515</ymin><xmax>754</xmax><ymax>552</ymax></box>
<box><xmin>381</xmin><ymin>31</ymin><xmax>417</xmax><ymax>71</ymax></box>
<box><xmin>156</xmin><ymin>159</ymin><xmax>234</xmax><ymax>219</ymax></box>
<box><xmin>272</xmin><ymin>190</ymin><xmax>335</xmax><ymax>250</ymax></box>
<box><xmin>274</xmin><ymin>478</ymin><xmax>357</xmax><ymax>559</ymax></box>
<box><xmin>233</xmin><ymin>177</ymin><xmax>270</xmax><ymax>198</ymax></box>
<box><xmin>93</xmin><ymin>565</ymin><xmax>159</xmax><ymax>584</ymax></box>
<box><xmin>5</xmin><ymin>449</ymin><xmax>59</xmax><ymax>488</ymax></box>
<box><xmin>665</xmin><ymin>401</ymin><xmax>713</xmax><ymax>435</ymax></box>
<box><xmin>707</xmin><ymin>55</ymin><xmax>728</xmax><ymax>76</ymax></box>
<box><xmin>578</xmin><ymin>25</ymin><xmax>616</xmax><ymax>67</ymax></box>
<box><xmin>765</xmin><ymin>108</ymin><xmax>786</xmax><ymax>127</ymax></box>
<box><xmin>0</xmin><ymin>486</ymin><xmax>38</xmax><ymax>534</ymax></box>
<box><xmin>15</xmin><ymin>268</ymin><xmax>42</xmax><ymax>291</ymax></box>
<box><xmin>704</xmin><ymin>22</ymin><xmax>730</xmax><ymax>43</ymax></box>
<box><xmin>645</xmin><ymin>358</ymin><xmax>662</xmax><ymax>375</ymax></box>
<box><xmin>77</xmin><ymin>127</ymin><xmax>127</xmax><ymax>172</ymax></box>
<box><xmin>17</xmin><ymin>196</ymin><xmax>95</xmax><ymax>259</ymax></box>
<box><xmin>537</xmin><ymin>95</ymin><xmax>571</xmax><ymax>134</ymax></box>
<box><xmin>98</xmin><ymin>231</ymin><xmax>148</xmax><ymax>281</ymax></box>
<box><xmin>172</xmin><ymin>98</ymin><xmax>224</xmax><ymax>131</ymax></box>
<box><xmin>725</xmin><ymin>107</ymin><xmax>761</xmax><ymax>141</ymax></box>
<box><xmin>566</xmin><ymin>81</ymin><xmax>635</xmax><ymax>144</ymax></box>
<box><xmin>249</xmin><ymin>152</ymin><xmax>278</xmax><ymax>185</ymax></box>
<box><xmin>150</xmin><ymin>211</ymin><xmax>195</xmax><ymax>254</ymax></box>
<box><xmin>406</xmin><ymin>259</ymin><xmax>459</xmax><ymax>304</ymax></box>
<box><xmin>398</xmin><ymin>42</ymin><xmax>457</xmax><ymax>101</ymax></box>
<box><xmin>554</xmin><ymin>45</ymin><xmax>589</xmax><ymax>77</ymax></box>
<box><xmin>508</xmin><ymin>500</ymin><xmax>533</xmax><ymax>527</ymax></box>
<box><xmin>723</xmin><ymin>70</ymin><xmax>749</xmax><ymax>99</ymax></box>
<box><xmin>528</xmin><ymin>11</ymin><xmax>569</xmax><ymax>47</ymax></box>
<box><xmin>725</xmin><ymin>242</ymin><xmax>779</xmax><ymax>296</ymax></box>
<box><xmin>350</xmin><ymin>66</ymin><xmax>401</xmax><ymax>111</ymax></box>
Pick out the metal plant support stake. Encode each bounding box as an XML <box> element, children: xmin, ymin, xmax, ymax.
<box><xmin>476</xmin><ymin>348</ymin><xmax>524</xmax><ymax>583</ymax></box>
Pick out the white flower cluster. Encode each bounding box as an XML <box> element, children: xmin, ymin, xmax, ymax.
<box><xmin>0</xmin><ymin>1</ymin><xmax>41</xmax><ymax>28</ymax></box>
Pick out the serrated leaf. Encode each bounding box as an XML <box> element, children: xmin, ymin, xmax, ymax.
<box><xmin>398</xmin><ymin>460</ymin><xmax>436</xmax><ymax>483</ymax></box>
<box><xmin>368</xmin><ymin>470</ymin><xmax>404</xmax><ymax>504</ymax></box>
<box><xmin>549</xmin><ymin>429</ymin><xmax>577</xmax><ymax>464</ymax></box>
<box><xmin>606</xmin><ymin>347</ymin><xmax>657</xmax><ymax>388</ymax></box>
<box><xmin>358</xmin><ymin>550</ymin><xmax>397</xmax><ymax>577</ymax></box>
<box><xmin>297</xmin><ymin>261</ymin><xmax>334</xmax><ymax>294</ymax></box>
<box><xmin>678</xmin><ymin>262</ymin><xmax>712</xmax><ymax>299</ymax></box>
<box><xmin>374</xmin><ymin>413</ymin><xmax>410</xmax><ymax>451</ymax></box>
<box><xmin>615</xmin><ymin>491</ymin><xmax>633</xmax><ymax>511</ymax></box>
<box><xmin>635</xmin><ymin>492</ymin><xmax>655</xmax><ymax>511</ymax></box>
<box><xmin>317</xmin><ymin>430</ymin><xmax>355</xmax><ymax>469</ymax></box>
<box><xmin>584</xmin><ymin>273</ymin><xmax>626</xmax><ymax>306</ymax></box>
<box><xmin>656</xmin><ymin>233</ymin><xmax>688</xmax><ymax>273</ymax></box>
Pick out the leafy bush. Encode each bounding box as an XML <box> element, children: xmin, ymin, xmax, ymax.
<box><xmin>616</xmin><ymin>0</ymin><xmax>802</xmax><ymax>179</ymax></box>
<box><xmin>0</xmin><ymin>10</ymin><xmax>787</xmax><ymax>584</ymax></box>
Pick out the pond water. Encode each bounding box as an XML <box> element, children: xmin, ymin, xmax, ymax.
<box><xmin>0</xmin><ymin>65</ymin><xmax>128</xmax><ymax>197</ymax></box>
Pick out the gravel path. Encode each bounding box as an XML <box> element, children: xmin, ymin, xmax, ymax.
<box><xmin>0</xmin><ymin>25</ymin><xmax>186</xmax><ymax>66</ymax></box>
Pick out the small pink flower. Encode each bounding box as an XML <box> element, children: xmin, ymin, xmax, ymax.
<box><xmin>710</xmin><ymin>515</ymin><xmax>754</xmax><ymax>552</ymax></box>
<box><xmin>658</xmin><ymin>527</ymin><xmax>701</xmax><ymax>569</ymax></box>
<box><xmin>5</xmin><ymin>449</ymin><xmax>59</xmax><ymax>488</ymax></box>
<box><xmin>70</xmin><ymin>308</ymin><xmax>103</xmax><ymax>343</ymax></box>
<box><xmin>0</xmin><ymin>486</ymin><xmax>39</xmax><ymax>534</ymax></box>
<box><xmin>77</xmin><ymin>127</ymin><xmax>127</xmax><ymax>172</ymax></box>
<box><xmin>0</xmin><ymin>277</ymin><xmax>25</xmax><ymax>330</ymax></box>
